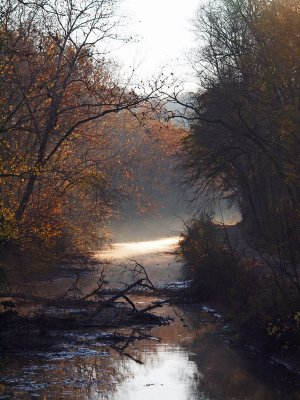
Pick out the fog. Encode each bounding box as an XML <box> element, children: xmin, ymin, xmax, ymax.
<box><xmin>111</xmin><ymin>194</ymin><xmax>241</xmax><ymax>243</ymax></box>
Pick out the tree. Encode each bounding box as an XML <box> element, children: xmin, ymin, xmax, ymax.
<box><xmin>0</xmin><ymin>0</ymin><xmax>169</xmax><ymax>252</ymax></box>
<box><xmin>171</xmin><ymin>0</ymin><xmax>299</xmax><ymax>250</ymax></box>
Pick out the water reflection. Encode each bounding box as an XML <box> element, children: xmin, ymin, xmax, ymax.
<box><xmin>99</xmin><ymin>237</ymin><xmax>179</xmax><ymax>259</ymax></box>
<box><xmin>96</xmin><ymin>236</ymin><xmax>181</xmax><ymax>288</ymax></box>
<box><xmin>2</xmin><ymin>236</ymin><xmax>300</xmax><ymax>399</ymax></box>
<box><xmin>112</xmin><ymin>347</ymin><xmax>200</xmax><ymax>400</ymax></box>
<box><xmin>1</xmin><ymin>303</ymin><xmax>300</xmax><ymax>399</ymax></box>
<box><xmin>8</xmin><ymin>237</ymin><xmax>182</xmax><ymax>299</ymax></box>
<box><xmin>109</xmin><ymin>306</ymin><xmax>300</xmax><ymax>400</ymax></box>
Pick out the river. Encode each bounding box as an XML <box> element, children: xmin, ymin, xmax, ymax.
<box><xmin>1</xmin><ymin>237</ymin><xmax>300</xmax><ymax>399</ymax></box>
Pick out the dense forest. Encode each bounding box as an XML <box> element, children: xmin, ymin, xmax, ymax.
<box><xmin>176</xmin><ymin>0</ymin><xmax>300</xmax><ymax>351</ymax></box>
<box><xmin>0</xmin><ymin>0</ymin><xmax>300</xmax><ymax>357</ymax></box>
<box><xmin>179</xmin><ymin>0</ymin><xmax>299</xmax><ymax>246</ymax></box>
<box><xmin>0</xmin><ymin>0</ymin><xmax>184</xmax><ymax>262</ymax></box>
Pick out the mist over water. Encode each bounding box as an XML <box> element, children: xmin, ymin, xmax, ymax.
<box><xmin>111</xmin><ymin>216</ymin><xmax>186</xmax><ymax>243</ymax></box>
<box><xmin>100</xmin><ymin>200</ymin><xmax>241</xmax><ymax>289</ymax></box>
<box><xmin>101</xmin><ymin>236</ymin><xmax>179</xmax><ymax>259</ymax></box>
<box><xmin>2</xmin><ymin>193</ymin><xmax>298</xmax><ymax>400</ymax></box>
<box><xmin>111</xmin><ymin>206</ymin><xmax>241</xmax><ymax>244</ymax></box>
<box><xmin>110</xmin><ymin>152</ymin><xmax>241</xmax><ymax>244</ymax></box>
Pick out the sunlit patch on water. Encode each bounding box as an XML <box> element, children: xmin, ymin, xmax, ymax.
<box><xmin>94</xmin><ymin>236</ymin><xmax>182</xmax><ymax>287</ymax></box>
<box><xmin>98</xmin><ymin>236</ymin><xmax>179</xmax><ymax>259</ymax></box>
<box><xmin>111</xmin><ymin>346</ymin><xmax>200</xmax><ymax>400</ymax></box>
<box><xmin>1</xmin><ymin>303</ymin><xmax>299</xmax><ymax>399</ymax></box>
<box><xmin>2</xmin><ymin>234</ymin><xmax>299</xmax><ymax>399</ymax></box>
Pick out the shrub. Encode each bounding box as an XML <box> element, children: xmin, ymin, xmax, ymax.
<box><xmin>178</xmin><ymin>214</ymin><xmax>242</xmax><ymax>301</ymax></box>
<box><xmin>178</xmin><ymin>214</ymin><xmax>300</xmax><ymax>351</ymax></box>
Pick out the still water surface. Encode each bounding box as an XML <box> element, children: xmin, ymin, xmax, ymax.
<box><xmin>1</xmin><ymin>237</ymin><xmax>300</xmax><ymax>399</ymax></box>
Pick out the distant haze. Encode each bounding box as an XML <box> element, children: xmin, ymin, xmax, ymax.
<box><xmin>115</xmin><ymin>0</ymin><xmax>201</xmax><ymax>89</ymax></box>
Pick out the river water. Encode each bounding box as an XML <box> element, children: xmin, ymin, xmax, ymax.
<box><xmin>1</xmin><ymin>237</ymin><xmax>300</xmax><ymax>399</ymax></box>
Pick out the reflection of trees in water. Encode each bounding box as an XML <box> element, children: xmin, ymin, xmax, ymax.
<box><xmin>2</xmin><ymin>303</ymin><xmax>299</xmax><ymax>399</ymax></box>
<box><xmin>0</xmin><ymin>326</ymin><xmax>153</xmax><ymax>399</ymax></box>
<box><xmin>0</xmin><ymin>349</ymin><xmax>130</xmax><ymax>399</ymax></box>
<box><xmin>194</xmin><ymin>345</ymin><xmax>299</xmax><ymax>400</ymax></box>
<box><xmin>149</xmin><ymin>305</ymin><xmax>299</xmax><ymax>400</ymax></box>
<box><xmin>177</xmin><ymin>309</ymin><xmax>299</xmax><ymax>400</ymax></box>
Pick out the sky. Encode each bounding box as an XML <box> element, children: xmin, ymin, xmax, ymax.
<box><xmin>114</xmin><ymin>0</ymin><xmax>202</xmax><ymax>89</ymax></box>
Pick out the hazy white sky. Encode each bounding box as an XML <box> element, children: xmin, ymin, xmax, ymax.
<box><xmin>115</xmin><ymin>0</ymin><xmax>201</xmax><ymax>88</ymax></box>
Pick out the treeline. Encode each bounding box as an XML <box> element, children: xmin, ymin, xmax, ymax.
<box><xmin>176</xmin><ymin>0</ymin><xmax>300</xmax><ymax>351</ymax></box>
<box><xmin>177</xmin><ymin>0</ymin><xmax>299</xmax><ymax>254</ymax></box>
<box><xmin>0</xmin><ymin>0</ymin><xmax>183</xmax><ymax>257</ymax></box>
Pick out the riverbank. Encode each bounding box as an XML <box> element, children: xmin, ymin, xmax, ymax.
<box><xmin>2</xmin><ymin>295</ymin><xmax>300</xmax><ymax>399</ymax></box>
<box><xmin>1</xmin><ymin>233</ymin><xmax>300</xmax><ymax>398</ymax></box>
<box><xmin>178</xmin><ymin>217</ymin><xmax>300</xmax><ymax>376</ymax></box>
<box><xmin>0</xmin><ymin>294</ymin><xmax>170</xmax><ymax>355</ymax></box>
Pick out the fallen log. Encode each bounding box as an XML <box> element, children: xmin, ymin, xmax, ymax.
<box><xmin>92</xmin><ymin>279</ymin><xmax>144</xmax><ymax>316</ymax></box>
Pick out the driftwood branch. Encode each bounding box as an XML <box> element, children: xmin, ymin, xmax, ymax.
<box><xmin>1</xmin><ymin>259</ymin><xmax>168</xmax><ymax>328</ymax></box>
<box><xmin>93</xmin><ymin>278</ymin><xmax>144</xmax><ymax>316</ymax></box>
<box><xmin>91</xmin><ymin>259</ymin><xmax>163</xmax><ymax>316</ymax></box>
<box><xmin>108</xmin><ymin>329</ymin><xmax>159</xmax><ymax>365</ymax></box>
<box><xmin>122</xmin><ymin>294</ymin><xmax>138</xmax><ymax>311</ymax></box>
<box><xmin>138</xmin><ymin>300</ymin><xmax>168</xmax><ymax>314</ymax></box>
<box><xmin>62</xmin><ymin>273</ymin><xmax>84</xmax><ymax>300</ymax></box>
<box><xmin>122</xmin><ymin>259</ymin><xmax>156</xmax><ymax>290</ymax></box>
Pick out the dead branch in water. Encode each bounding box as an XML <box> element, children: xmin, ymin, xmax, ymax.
<box><xmin>1</xmin><ymin>260</ymin><xmax>169</xmax><ymax>331</ymax></box>
<box><xmin>62</xmin><ymin>273</ymin><xmax>84</xmax><ymax>300</ymax></box>
<box><xmin>91</xmin><ymin>260</ymin><xmax>167</xmax><ymax>317</ymax></box>
<box><xmin>93</xmin><ymin>278</ymin><xmax>145</xmax><ymax>316</ymax></box>
<box><xmin>108</xmin><ymin>328</ymin><xmax>159</xmax><ymax>365</ymax></box>
<box><xmin>122</xmin><ymin>259</ymin><xmax>156</xmax><ymax>290</ymax></box>
<box><xmin>138</xmin><ymin>300</ymin><xmax>168</xmax><ymax>313</ymax></box>
<box><xmin>83</xmin><ymin>265</ymin><xmax>109</xmax><ymax>301</ymax></box>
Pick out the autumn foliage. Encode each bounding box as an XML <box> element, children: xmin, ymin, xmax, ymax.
<box><xmin>0</xmin><ymin>0</ymin><xmax>184</xmax><ymax>256</ymax></box>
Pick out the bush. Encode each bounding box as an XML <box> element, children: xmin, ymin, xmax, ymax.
<box><xmin>178</xmin><ymin>214</ymin><xmax>242</xmax><ymax>301</ymax></box>
<box><xmin>179</xmin><ymin>214</ymin><xmax>300</xmax><ymax>351</ymax></box>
